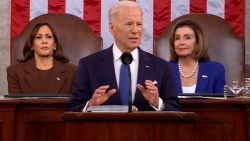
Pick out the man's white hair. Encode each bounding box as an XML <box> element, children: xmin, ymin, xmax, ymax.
<box><xmin>108</xmin><ymin>1</ymin><xmax>143</xmax><ymax>23</ymax></box>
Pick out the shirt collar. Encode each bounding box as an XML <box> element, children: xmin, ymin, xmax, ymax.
<box><xmin>112</xmin><ymin>43</ymin><xmax>139</xmax><ymax>62</ymax></box>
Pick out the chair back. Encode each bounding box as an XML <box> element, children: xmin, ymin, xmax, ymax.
<box><xmin>12</xmin><ymin>13</ymin><xmax>103</xmax><ymax>65</ymax></box>
<box><xmin>154</xmin><ymin>13</ymin><xmax>244</xmax><ymax>84</ymax></box>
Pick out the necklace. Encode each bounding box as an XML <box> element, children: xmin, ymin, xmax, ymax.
<box><xmin>178</xmin><ymin>59</ymin><xmax>199</xmax><ymax>78</ymax></box>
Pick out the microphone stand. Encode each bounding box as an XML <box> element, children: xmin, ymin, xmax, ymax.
<box><xmin>121</xmin><ymin>52</ymin><xmax>133</xmax><ymax>112</ymax></box>
<box><xmin>127</xmin><ymin>64</ymin><xmax>132</xmax><ymax>112</ymax></box>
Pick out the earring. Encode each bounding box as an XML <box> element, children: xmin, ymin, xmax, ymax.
<box><xmin>54</xmin><ymin>47</ymin><xmax>57</xmax><ymax>50</ymax></box>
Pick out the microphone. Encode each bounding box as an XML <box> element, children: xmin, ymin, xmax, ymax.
<box><xmin>121</xmin><ymin>52</ymin><xmax>133</xmax><ymax>65</ymax></box>
<box><xmin>120</xmin><ymin>52</ymin><xmax>133</xmax><ymax>112</ymax></box>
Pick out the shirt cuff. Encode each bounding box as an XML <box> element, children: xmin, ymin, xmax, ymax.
<box><xmin>82</xmin><ymin>100</ymin><xmax>90</xmax><ymax>112</ymax></box>
<box><xmin>150</xmin><ymin>98</ymin><xmax>164</xmax><ymax>111</ymax></box>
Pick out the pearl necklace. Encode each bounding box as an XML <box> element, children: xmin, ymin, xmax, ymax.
<box><xmin>178</xmin><ymin>59</ymin><xmax>199</xmax><ymax>78</ymax></box>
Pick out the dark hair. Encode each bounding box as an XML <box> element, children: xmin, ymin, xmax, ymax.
<box><xmin>169</xmin><ymin>20</ymin><xmax>210</xmax><ymax>61</ymax></box>
<box><xmin>18</xmin><ymin>22</ymin><xmax>69</xmax><ymax>63</ymax></box>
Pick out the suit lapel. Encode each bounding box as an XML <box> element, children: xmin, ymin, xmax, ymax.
<box><xmin>48</xmin><ymin>61</ymin><xmax>67</xmax><ymax>94</ymax></box>
<box><xmin>196</xmin><ymin>62</ymin><xmax>209</xmax><ymax>93</ymax></box>
<box><xmin>100</xmin><ymin>46</ymin><xmax>121</xmax><ymax>104</ymax></box>
<box><xmin>172</xmin><ymin>62</ymin><xmax>183</xmax><ymax>93</ymax></box>
<box><xmin>24</xmin><ymin>59</ymin><xmax>67</xmax><ymax>94</ymax></box>
<box><xmin>24</xmin><ymin>59</ymin><xmax>41</xmax><ymax>93</ymax></box>
<box><xmin>134</xmin><ymin>49</ymin><xmax>152</xmax><ymax>105</ymax></box>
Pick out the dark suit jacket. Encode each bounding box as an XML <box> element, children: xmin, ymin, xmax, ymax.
<box><xmin>168</xmin><ymin>60</ymin><xmax>226</xmax><ymax>94</ymax></box>
<box><xmin>68</xmin><ymin>46</ymin><xmax>180</xmax><ymax>112</ymax></box>
<box><xmin>7</xmin><ymin>58</ymin><xmax>77</xmax><ymax>94</ymax></box>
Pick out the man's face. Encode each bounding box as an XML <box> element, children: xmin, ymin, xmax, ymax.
<box><xmin>109</xmin><ymin>7</ymin><xmax>143</xmax><ymax>52</ymax></box>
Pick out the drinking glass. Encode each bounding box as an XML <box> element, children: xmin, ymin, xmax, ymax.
<box><xmin>224</xmin><ymin>81</ymin><xmax>244</xmax><ymax>97</ymax></box>
<box><xmin>244</xmin><ymin>78</ymin><xmax>250</xmax><ymax>95</ymax></box>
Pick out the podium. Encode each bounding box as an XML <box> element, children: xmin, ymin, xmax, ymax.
<box><xmin>62</xmin><ymin>112</ymin><xmax>198</xmax><ymax>141</ymax></box>
<box><xmin>1</xmin><ymin>97</ymin><xmax>250</xmax><ymax>141</ymax></box>
<box><xmin>0</xmin><ymin>98</ymin><xmax>68</xmax><ymax>141</ymax></box>
<box><xmin>181</xmin><ymin>98</ymin><xmax>249</xmax><ymax>141</ymax></box>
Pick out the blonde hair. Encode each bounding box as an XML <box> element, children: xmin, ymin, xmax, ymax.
<box><xmin>169</xmin><ymin>20</ymin><xmax>210</xmax><ymax>61</ymax></box>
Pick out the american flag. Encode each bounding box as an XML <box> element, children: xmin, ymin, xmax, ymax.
<box><xmin>11</xmin><ymin>0</ymin><xmax>244</xmax><ymax>53</ymax></box>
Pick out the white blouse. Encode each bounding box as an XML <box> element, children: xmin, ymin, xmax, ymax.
<box><xmin>182</xmin><ymin>84</ymin><xmax>197</xmax><ymax>93</ymax></box>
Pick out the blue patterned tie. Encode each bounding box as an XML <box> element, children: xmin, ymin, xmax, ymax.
<box><xmin>119</xmin><ymin>64</ymin><xmax>129</xmax><ymax>105</ymax></box>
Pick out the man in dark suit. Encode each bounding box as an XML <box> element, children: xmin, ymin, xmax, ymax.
<box><xmin>68</xmin><ymin>1</ymin><xmax>180</xmax><ymax>112</ymax></box>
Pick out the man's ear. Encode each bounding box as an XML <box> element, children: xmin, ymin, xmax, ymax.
<box><xmin>109</xmin><ymin>22</ymin><xmax>115</xmax><ymax>35</ymax></box>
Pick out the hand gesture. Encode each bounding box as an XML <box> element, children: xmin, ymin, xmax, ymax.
<box><xmin>137</xmin><ymin>80</ymin><xmax>159</xmax><ymax>108</ymax></box>
<box><xmin>89</xmin><ymin>85</ymin><xmax>116</xmax><ymax>106</ymax></box>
